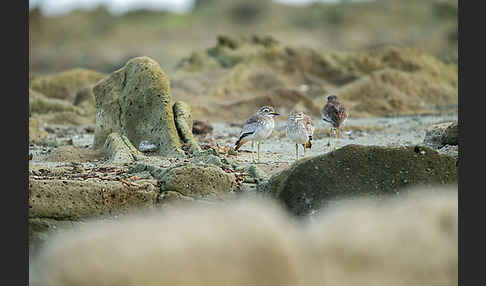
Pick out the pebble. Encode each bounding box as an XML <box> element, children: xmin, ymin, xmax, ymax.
<box><xmin>138</xmin><ymin>140</ymin><xmax>158</xmax><ymax>152</ymax></box>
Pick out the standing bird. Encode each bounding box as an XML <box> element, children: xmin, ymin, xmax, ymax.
<box><xmin>234</xmin><ymin>106</ymin><xmax>280</xmax><ymax>163</ymax></box>
<box><xmin>322</xmin><ymin>95</ymin><xmax>348</xmax><ymax>151</ymax></box>
<box><xmin>286</xmin><ymin>111</ymin><xmax>315</xmax><ymax>161</ymax></box>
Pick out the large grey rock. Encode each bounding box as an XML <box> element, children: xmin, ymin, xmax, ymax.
<box><xmin>93</xmin><ymin>56</ymin><xmax>183</xmax><ymax>156</ymax></box>
<box><xmin>260</xmin><ymin>144</ymin><xmax>458</xmax><ymax>216</ymax></box>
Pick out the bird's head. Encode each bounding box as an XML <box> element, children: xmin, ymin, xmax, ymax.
<box><xmin>258</xmin><ymin>106</ymin><xmax>280</xmax><ymax>117</ymax></box>
<box><xmin>289</xmin><ymin>111</ymin><xmax>305</xmax><ymax>120</ymax></box>
<box><xmin>327</xmin><ymin>95</ymin><xmax>338</xmax><ymax>102</ymax></box>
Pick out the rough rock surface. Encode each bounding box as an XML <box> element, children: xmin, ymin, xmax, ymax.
<box><xmin>104</xmin><ymin>132</ymin><xmax>145</xmax><ymax>164</ymax></box>
<box><xmin>424</xmin><ymin>121</ymin><xmax>459</xmax><ymax>148</ymax></box>
<box><xmin>29</xmin><ymin>178</ymin><xmax>158</xmax><ymax>220</ymax></box>
<box><xmin>92</xmin><ymin>56</ymin><xmax>183</xmax><ymax>156</ymax></box>
<box><xmin>260</xmin><ymin>144</ymin><xmax>458</xmax><ymax>215</ymax></box>
<box><xmin>173</xmin><ymin>101</ymin><xmax>202</xmax><ymax>154</ymax></box>
<box><xmin>159</xmin><ymin>164</ymin><xmax>237</xmax><ymax>199</ymax></box>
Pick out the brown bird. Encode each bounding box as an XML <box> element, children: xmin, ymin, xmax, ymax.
<box><xmin>321</xmin><ymin>95</ymin><xmax>348</xmax><ymax>151</ymax></box>
<box><xmin>286</xmin><ymin>111</ymin><xmax>315</xmax><ymax>161</ymax></box>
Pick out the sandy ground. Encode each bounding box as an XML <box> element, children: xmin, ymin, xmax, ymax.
<box><xmin>29</xmin><ymin>113</ymin><xmax>457</xmax><ymax>177</ymax></box>
<box><xmin>206</xmin><ymin>113</ymin><xmax>458</xmax><ymax>175</ymax></box>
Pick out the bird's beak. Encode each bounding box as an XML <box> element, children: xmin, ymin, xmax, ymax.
<box><xmin>271</xmin><ymin>112</ymin><xmax>280</xmax><ymax>116</ymax></box>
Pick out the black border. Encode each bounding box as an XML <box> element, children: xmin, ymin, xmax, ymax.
<box><xmin>9</xmin><ymin>0</ymin><xmax>29</xmax><ymax>285</ymax></box>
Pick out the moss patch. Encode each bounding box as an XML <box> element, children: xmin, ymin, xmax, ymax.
<box><xmin>93</xmin><ymin>56</ymin><xmax>183</xmax><ymax>156</ymax></box>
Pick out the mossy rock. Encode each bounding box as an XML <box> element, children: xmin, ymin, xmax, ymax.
<box><xmin>103</xmin><ymin>132</ymin><xmax>145</xmax><ymax>164</ymax></box>
<box><xmin>173</xmin><ymin>101</ymin><xmax>202</xmax><ymax>154</ymax></box>
<box><xmin>29</xmin><ymin>178</ymin><xmax>159</xmax><ymax>220</ymax></box>
<box><xmin>29</xmin><ymin>117</ymin><xmax>48</xmax><ymax>144</ymax></box>
<box><xmin>261</xmin><ymin>144</ymin><xmax>458</xmax><ymax>216</ymax></box>
<box><xmin>159</xmin><ymin>164</ymin><xmax>237</xmax><ymax>199</ymax></box>
<box><xmin>92</xmin><ymin>56</ymin><xmax>183</xmax><ymax>156</ymax></box>
<box><xmin>30</xmin><ymin>68</ymin><xmax>106</xmax><ymax>101</ymax></box>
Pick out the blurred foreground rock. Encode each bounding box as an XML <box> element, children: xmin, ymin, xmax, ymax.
<box><xmin>260</xmin><ymin>144</ymin><xmax>458</xmax><ymax>215</ymax></box>
<box><xmin>30</xmin><ymin>187</ymin><xmax>457</xmax><ymax>286</ymax></box>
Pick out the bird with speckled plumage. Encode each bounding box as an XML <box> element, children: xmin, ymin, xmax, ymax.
<box><xmin>322</xmin><ymin>95</ymin><xmax>348</xmax><ymax>151</ymax></box>
<box><xmin>286</xmin><ymin>111</ymin><xmax>315</xmax><ymax>161</ymax></box>
<box><xmin>234</xmin><ymin>106</ymin><xmax>280</xmax><ymax>163</ymax></box>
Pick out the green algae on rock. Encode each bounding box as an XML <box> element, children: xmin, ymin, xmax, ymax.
<box><xmin>30</xmin><ymin>68</ymin><xmax>106</xmax><ymax>101</ymax></box>
<box><xmin>92</xmin><ymin>56</ymin><xmax>183</xmax><ymax>156</ymax></box>
<box><xmin>104</xmin><ymin>132</ymin><xmax>145</xmax><ymax>164</ymax></box>
<box><xmin>173</xmin><ymin>101</ymin><xmax>203</xmax><ymax>154</ymax></box>
<box><xmin>260</xmin><ymin>144</ymin><xmax>458</xmax><ymax>216</ymax></box>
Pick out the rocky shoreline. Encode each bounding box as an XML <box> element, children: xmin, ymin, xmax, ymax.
<box><xmin>28</xmin><ymin>50</ymin><xmax>458</xmax><ymax>256</ymax></box>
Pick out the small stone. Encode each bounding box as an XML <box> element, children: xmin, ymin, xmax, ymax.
<box><xmin>139</xmin><ymin>140</ymin><xmax>159</xmax><ymax>152</ymax></box>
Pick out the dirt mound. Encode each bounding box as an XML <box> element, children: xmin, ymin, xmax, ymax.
<box><xmin>30</xmin><ymin>68</ymin><xmax>106</xmax><ymax>101</ymax></box>
<box><xmin>171</xmin><ymin>36</ymin><xmax>458</xmax><ymax>122</ymax></box>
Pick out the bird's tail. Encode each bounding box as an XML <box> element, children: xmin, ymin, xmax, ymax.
<box><xmin>234</xmin><ymin>138</ymin><xmax>244</xmax><ymax>151</ymax></box>
<box><xmin>305</xmin><ymin>136</ymin><xmax>312</xmax><ymax>149</ymax></box>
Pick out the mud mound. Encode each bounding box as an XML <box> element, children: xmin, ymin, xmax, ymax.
<box><xmin>215</xmin><ymin>88</ymin><xmax>321</xmax><ymax>122</ymax></box>
<box><xmin>172</xmin><ymin>36</ymin><xmax>457</xmax><ymax>121</ymax></box>
<box><xmin>30</xmin><ymin>68</ymin><xmax>106</xmax><ymax>101</ymax></box>
<box><xmin>338</xmin><ymin>69</ymin><xmax>458</xmax><ymax>117</ymax></box>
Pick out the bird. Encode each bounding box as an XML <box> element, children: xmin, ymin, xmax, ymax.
<box><xmin>234</xmin><ymin>106</ymin><xmax>280</xmax><ymax>163</ymax></box>
<box><xmin>286</xmin><ymin>111</ymin><xmax>315</xmax><ymax>161</ymax></box>
<box><xmin>321</xmin><ymin>95</ymin><xmax>348</xmax><ymax>151</ymax></box>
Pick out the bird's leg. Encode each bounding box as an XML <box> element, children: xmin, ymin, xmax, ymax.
<box><xmin>250</xmin><ymin>141</ymin><xmax>254</xmax><ymax>163</ymax></box>
<box><xmin>257</xmin><ymin>141</ymin><xmax>261</xmax><ymax>163</ymax></box>
<box><xmin>335</xmin><ymin>128</ymin><xmax>339</xmax><ymax>150</ymax></box>
<box><xmin>327</xmin><ymin>127</ymin><xmax>332</xmax><ymax>147</ymax></box>
<box><xmin>295</xmin><ymin>144</ymin><xmax>298</xmax><ymax>161</ymax></box>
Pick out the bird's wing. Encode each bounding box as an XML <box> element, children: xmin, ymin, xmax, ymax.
<box><xmin>303</xmin><ymin>114</ymin><xmax>315</xmax><ymax>136</ymax></box>
<box><xmin>240</xmin><ymin>114</ymin><xmax>261</xmax><ymax>136</ymax></box>
<box><xmin>335</xmin><ymin>103</ymin><xmax>348</xmax><ymax>126</ymax></box>
<box><xmin>323</xmin><ymin>102</ymin><xmax>347</xmax><ymax>126</ymax></box>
